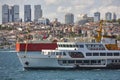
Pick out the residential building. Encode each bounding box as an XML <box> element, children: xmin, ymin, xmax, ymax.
<box><xmin>94</xmin><ymin>12</ymin><xmax>100</xmax><ymax>22</ymax></box>
<box><xmin>105</xmin><ymin>12</ymin><xmax>112</xmax><ymax>21</ymax></box>
<box><xmin>65</xmin><ymin>13</ymin><xmax>74</xmax><ymax>24</ymax></box>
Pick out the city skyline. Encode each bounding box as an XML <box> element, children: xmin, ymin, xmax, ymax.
<box><xmin>0</xmin><ymin>0</ymin><xmax>120</xmax><ymax>24</ymax></box>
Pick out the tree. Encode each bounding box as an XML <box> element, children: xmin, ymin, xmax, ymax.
<box><xmin>117</xmin><ymin>18</ymin><xmax>120</xmax><ymax>24</ymax></box>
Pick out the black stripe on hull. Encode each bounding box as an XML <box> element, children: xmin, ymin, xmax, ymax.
<box><xmin>24</xmin><ymin>66</ymin><xmax>120</xmax><ymax>70</ymax></box>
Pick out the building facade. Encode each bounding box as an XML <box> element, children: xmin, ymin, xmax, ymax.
<box><xmin>65</xmin><ymin>13</ymin><xmax>74</xmax><ymax>24</ymax></box>
<box><xmin>13</xmin><ymin>5</ymin><xmax>19</xmax><ymax>22</ymax></box>
<box><xmin>2</xmin><ymin>4</ymin><xmax>19</xmax><ymax>24</ymax></box>
<box><xmin>34</xmin><ymin>5</ymin><xmax>42</xmax><ymax>21</ymax></box>
<box><xmin>94</xmin><ymin>12</ymin><xmax>100</xmax><ymax>22</ymax></box>
<box><xmin>113</xmin><ymin>13</ymin><xmax>117</xmax><ymax>20</ymax></box>
<box><xmin>2</xmin><ymin>4</ymin><xmax>9</xmax><ymax>23</ymax></box>
<box><xmin>105</xmin><ymin>12</ymin><xmax>112</xmax><ymax>21</ymax></box>
<box><xmin>24</xmin><ymin>5</ymin><xmax>31</xmax><ymax>22</ymax></box>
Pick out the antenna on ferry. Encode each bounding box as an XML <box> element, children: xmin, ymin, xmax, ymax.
<box><xmin>95</xmin><ymin>20</ymin><xmax>104</xmax><ymax>42</ymax></box>
<box><xmin>25</xmin><ymin>24</ymin><xmax>30</xmax><ymax>56</ymax></box>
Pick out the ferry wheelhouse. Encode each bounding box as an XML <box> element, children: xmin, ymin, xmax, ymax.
<box><xmin>16</xmin><ymin>21</ymin><xmax>120</xmax><ymax>69</ymax></box>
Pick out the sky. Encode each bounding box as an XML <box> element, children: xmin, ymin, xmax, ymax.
<box><xmin>0</xmin><ymin>0</ymin><xmax>120</xmax><ymax>24</ymax></box>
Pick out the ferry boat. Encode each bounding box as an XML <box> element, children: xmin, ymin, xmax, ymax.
<box><xmin>16</xmin><ymin>21</ymin><xmax>120</xmax><ymax>69</ymax></box>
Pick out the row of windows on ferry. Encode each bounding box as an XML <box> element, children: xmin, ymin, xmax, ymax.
<box><xmin>59</xmin><ymin>60</ymin><xmax>103</xmax><ymax>64</ymax></box>
<box><xmin>59</xmin><ymin>59</ymin><xmax>120</xmax><ymax>64</ymax></box>
<box><xmin>86</xmin><ymin>44</ymin><xmax>105</xmax><ymax>50</ymax></box>
<box><xmin>44</xmin><ymin>52</ymin><xmax>66</xmax><ymax>56</ymax></box>
<box><xmin>86</xmin><ymin>52</ymin><xmax>120</xmax><ymax>56</ymax></box>
<box><xmin>58</xmin><ymin>44</ymin><xmax>105</xmax><ymax>49</ymax></box>
<box><xmin>58</xmin><ymin>44</ymin><xmax>84</xmax><ymax>48</ymax></box>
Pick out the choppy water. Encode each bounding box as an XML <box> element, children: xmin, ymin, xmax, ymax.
<box><xmin>0</xmin><ymin>51</ymin><xmax>120</xmax><ymax>80</ymax></box>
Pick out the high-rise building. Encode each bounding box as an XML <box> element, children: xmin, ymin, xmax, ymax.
<box><xmin>13</xmin><ymin>5</ymin><xmax>19</xmax><ymax>22</ymax></box>
<box><xmin>105</xmin><ymin>12</ymin><xmax>112</xmax><ymax>21</ymax></box>
<box><xmin>113</xmin><ymin>13</ymin><xmax>117</xmax><ymax>20</ymax></box>
<box><xmin>2</xmin><ymin>4</ymin><xmax>9</xmax><ymax>23</ymax></box>
<box><xmin>2</xmin><ymin>4</ymin><xmax>19</xmax><ymax>23</ymax></box>
<box><xmin>94</xmin><ymin>12</ymin><xmax>100</xmax><ymax>22</ymax></box>
<box><xmin>8</xmin><ymin>6</ymin><xmax>13</xmax><ymax>22</ymax></box>
<box><xmin>65</xmin><ymin>13</ymin><xmax>74</xmax><ymax>24</ymax></box>
<box><xmin>34</xmin><ymin>5</ymin><xmax>42</xmax><ymax>21</ymax></box>
<box><xmin>24</xmin><ymin>5</ymin><xmax>31</xmax><ymax>22</ymax></box>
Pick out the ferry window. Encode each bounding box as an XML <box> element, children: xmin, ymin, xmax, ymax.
<box><xmin>100</xmin><ymin>53</ymin><xmax>106</xmax><ymax>56</ymax></box>
<box><xmin>66</xmin><ymin>45</ymin><xmax>69</xmax><ymax>47</ymax></box>
<box><xmin>73</xmin><ymin>45</ymin><xmax>76</xmax><ymax>47</ymax></box>
<box><xmin>63</xmin><ymin>52</ymin><xmax>66</xmax><ymax>56</ymax></box>
<box><xmin>98</xmin><ymin>60</ymin><xmax>101</xmax><ymax>63</ymax></box>
<box><xmin>86</xmin><ymin>53</ymin><xmax>92</xmax><ymax>56</ymax></box>
<box><xmin>114</xmin><ymin>52</ymin><xmax>119</xmax><ymax>56</ymax></box>
<box><xmin>112</xmin><ymin>60</ymin><xmax>114</xmax><ymax>63</ymax></box>
<box><xmin>63</xmin><ymin>60</ymin><xmax>67</xmax><ymax>64</ymax></box>
<box><xmin>56</xmin><ymin>52</ymin><xmax>59</xmax><ymax>55</ymax></box>
<box><xmin>70</xmin><ymin>45</ymin><xmax>72</xmax><ymax>47</ymax></box>
<box><xmin>91</xmin><ymin>60</ymin><xmax>96</xmax><ymax>63</ymax></box>
<box><xmin>76</xmin><ymin>60</ymin><xmax>82</xmax><ymax>63</ymax></box>
<box><xmin>62</xmin><ymin>44</ymin><xmax>65</xmax><ymax>47</ymax></box>
<box><xmin>68</xmin><ymin>60</ymin><xmax>74</xmax><ymax>63</ymax></box>
<box><xmin>84</xmin><ymin>60</ymin><xmax>89</xmax><ymax>63</ymax></box>
<box><xmin>93</xmin><ymin>53</ymin><xmax>99</xmax><ymax>56</ymax></box>
<box><xmin>80</xmin><ymin>45</ymin><xmax>84</xmax><ymax>48</ymax></box>
<box><xmin>59</xmin><ymin>52</ymin><xmax>62</xmax><ymax>55</ymax></box>
<box><xmin>76</xmin><ymin>45</ymin><xmax>79</xmax><ymax>47</ymax></box>
<box><xmin>115</xmin><ymin>60</ymin><xmax>117</xmax><ymax>62</ymax></box>
<box><xmin>48</xmin><ymin>52</ymin><xmax>51</xmax><ymax>55</ymax></box>
<box><xmin>107</xmin><ymin>53</ymin><xmax>113</xmax><ymax>56</ymax></box>
<box><xmin>58</xmin><ymin>45</ymin><xmax>61</xmax><ymax>47</ymax></box>
<box><xmin>53</xmin><ymin>52</ymin><xmax>56</xmax><ymax>55</ymax></box>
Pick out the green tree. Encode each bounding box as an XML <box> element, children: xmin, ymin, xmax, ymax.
<box><xmin>117</xmin><ymin>18</ymin><xmax>120</xmax><ymax>24</ymax></box>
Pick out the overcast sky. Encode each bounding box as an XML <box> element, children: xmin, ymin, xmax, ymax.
<box><xmin>0</xmin><ymin>0</ymin><xmax>120</xmax><ymax>24</ymax></box>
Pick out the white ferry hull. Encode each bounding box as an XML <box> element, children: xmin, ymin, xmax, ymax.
<box><xmin>17</xmin><ymin>52</ymin><xmax>120</xmax><ymax>70</ymax></box>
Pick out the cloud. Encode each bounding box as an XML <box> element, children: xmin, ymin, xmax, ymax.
<box><xmin>44</xmin><ymin>0</ymin><xmax>58</xmax><ymax>5</ymax></box>
<box><xmin>57</xmin><ymin>6</ymin><xmax>72</xmax><ymax>13</ymax></box>
<box><xmin>44</xmin><ymin>12</ymin><xmax>57</xmax><ymax>20</ymax></box>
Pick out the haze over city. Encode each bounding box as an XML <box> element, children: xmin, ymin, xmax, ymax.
<box><xmin>0</xmin><ymin>0</ymin><xmax>120</xmax><ymax>24</ymax></box>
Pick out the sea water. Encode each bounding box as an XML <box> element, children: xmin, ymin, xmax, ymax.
<box><xmin>0</xmin><ymin>51</ymin><xmax>120</xmax><ymax>80</ymax></box>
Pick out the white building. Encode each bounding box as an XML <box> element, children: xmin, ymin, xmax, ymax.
<box><xmin>37</xmin><ymin>18</ymin><xmax>50</xmax><ymax>25</ymax></box>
